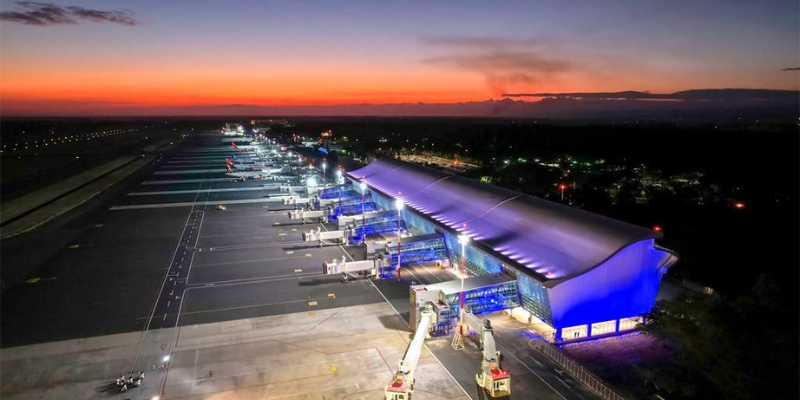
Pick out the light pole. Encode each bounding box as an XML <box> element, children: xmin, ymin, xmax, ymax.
<box><xmin>559</xmin><ymin>183</ymin><xmax>567</xmax><ymax>203</ymax></box>
<box><xmin>336</xmin><ymin>170</ymin><xmax>343</xmax><ymax>210</ymax></box>
<box><xmin>321</xmin><ymin>161</ymin><xmax>327</xmax><ymax>185</ymax></box>
<box><xmin>359</xmin><ymin>182</ymin><xmax>367</xmax><ymax>243</ymax></box>
<box><xmin>457</xmin><ymin>234</ymin><xmax>470</xmax><ymax>318</ymax></box>
<box><xmin>306</xmin><ymin>177</ymin><xmax>317</xmax><ymax>199</ymax></box>
<box><xmin>395</xmin><ymin>198</ymin><xmax>404</xmax><ymax>281</ymax></box>
<box><xmin>452</xmin><ymin>233</ymin><xmax>470</xmax><ymax>350</ymax></box>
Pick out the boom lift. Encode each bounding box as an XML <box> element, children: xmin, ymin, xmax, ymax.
<box><xmin>464</xmin><ymin>313</ymin><xmax>511</xmax><ymax>399</ymax></box>
<box><xmin>385</xmin><ymin>305</ymin><xmax>436</xmax><ymax>400</ymax></box>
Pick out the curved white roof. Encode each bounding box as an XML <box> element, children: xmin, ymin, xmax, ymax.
<box><xmin>348</xmin><ymin>159</ymin><xmax>662</xmax><ymax>287</ymax></box>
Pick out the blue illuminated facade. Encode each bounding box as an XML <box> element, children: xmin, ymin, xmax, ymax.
<box><xmin>329</xmin><ymin>202</ymin><xmax>377</xmax><ymax>219</ymax></box>
<box><xmin>346</xmin><ymin>160</ymin><xmax>678</xmax><ymax>342</ymax></box>
<box><xmin>443</xmin><ymin>281</ymin><xmax>520</xmax><ymax>315</ymax></box>
<box><xmin>547</xmin><ymin>239</ymin><xmax>675</xmax><ymax>339</ymax></box>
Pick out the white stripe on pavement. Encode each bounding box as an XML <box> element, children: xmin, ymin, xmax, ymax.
<box><xmin>154</xmin><ymin>169</ymin><xmax>228</xmax><ymax>175</ymax></box>
<box><xmin>142</xmin><ymin>178</ymin><xmax>234</xmax><ymax>185</ymax></box>
<box><xmin>110</xmin><ymin>198</ymin><xmax>286</xmax><ymax>210</ymax></box>
<box><xmin>129</xmin><ymin>186</ymin><xmax>278</xmax><ymax>196</ymax></box>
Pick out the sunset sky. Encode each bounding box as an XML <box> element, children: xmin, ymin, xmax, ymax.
<box><xmin>1</xmin><ymin>0</ymin><xmax>798</xmax><ymax>115</ymax></box>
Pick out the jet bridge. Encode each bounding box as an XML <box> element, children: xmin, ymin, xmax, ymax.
<box><xmin>302</xmin><ymin>227</ymin><xmax>348</xmax><ymax>246</ymax></box>
<box><xmin>318</xmin><ymin>186</ymin><xmax>358</xmax><ymax>199</ymax></box>
<box><xmin>287</xmin><ymin>208</ymin><xmax>327</xmax><ymax>223</ymax></box>
<box><xmin>411</xmin><ymin>274</ymin><xmax>520</xmax><ymax>324</ymax></box>
<box><xmin>385</xmin><ymin>233</ymin><xmax>449</xmax><ymax>266</ymax></box>
<box><xmin>345</xmin><ymin>210</ymin><xmax>406</xmax><ymax>241</ymax></box>
<box><xmin>322</xmin><ymin>256</ymin><xmax>383</xmax><ymax>281</ymax></box>
<box><xmin>279</xmin><ymin>184</ymin><xmax>307</xmax><ymax>193</ymax></box>
<box><xmin>318</xmin><ymin>194</ymin><xmax>361</xmax><ymax>208</ymax></box>
<box><xmin>283</xmin><ymin>196</ymin><xmax>317</xmax><ymax>208</ymax></box>
<box><xmin>339</xmin><ymin>210</ymin><xmax>392</xmax><ymax>228</ymax></box>
<box><xmin>329</xmin><ymin>202</ymin><xmax>377</xmax><ymax>219</ymax></box>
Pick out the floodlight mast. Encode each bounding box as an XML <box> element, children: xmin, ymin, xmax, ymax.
<box><xmin>336</xmin><ymin>170</ymin><xmax>343</xmax><ymax>208</ymax></box>
<box><xmin>306</xmin><ymin>177</ymin><xmax>317</xmax><ymax>197</ymax></box>
<box><xmin>452</xmin><ymin>233</ymin><xmax>470</xmax><ymax>350</ymax></box>
<box><xmin>395</xmin><ymin>198</ymin><xmax>405</xmax><ymax>281</ymax></box>
<box><xmin>360</xmin><ymin>181</ymin><xmax>367</xmax><ymax>243</ymax></box>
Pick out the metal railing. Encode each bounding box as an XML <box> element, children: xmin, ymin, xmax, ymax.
<box><xmin>532</xmin><ymin>340</ymin><xmax>627</xmax><ymax>400</ymax></box>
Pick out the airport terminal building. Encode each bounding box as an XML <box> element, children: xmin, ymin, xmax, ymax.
<box><xmin>347</xmin><ymin>159</ymin><xmax>678</xmax><ymax>342</ymax></box>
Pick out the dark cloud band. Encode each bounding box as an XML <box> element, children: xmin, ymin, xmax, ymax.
<box><xmin>421</xmin><ymin>35</ymin><xmax>569</xmax><ymax>95</ymax></box>
<box><xmin>0</xmin><ymin>1</ymin><xmax>138</xmax><ymax>26</ymax></box>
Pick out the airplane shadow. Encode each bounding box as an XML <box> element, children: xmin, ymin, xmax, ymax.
<box><xmin>298</xmin><ymin>276</ymin><xmax>344</xmax><ymax>286</ymax></box>
<box><xmin>378</xmin><ymin>314</ymin><xmax>411</xmax><ymax>333</ymax></box>
<box><xmin>95</xmin><ymin>381</ymin><xmax>130</xmax><ymax>396</ymax></box>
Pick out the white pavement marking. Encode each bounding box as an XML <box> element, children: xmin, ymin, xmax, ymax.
<box><xmin>154</xmin><ymin>169</ymin><xmax>228</xmax><ymax>175</ymax></box>
<box><xmin>194</xmin><ymin>240</ymin><xmax>305</xmax><ymax>252</ymax></box>
<box><xmin>129</xmin><ymin>187</ymin><xmax>273</xmax><ymax>196</ymax></box>
<box><xmin>192</xmin><ymin>255</ymin><xmax>304</xmax><ymax>268</ymax></box>
<box><xmin>323</xmin><ymin>222</ymin><xmax>474</xmax><ymax>400</ymax></box>
<box><xmin>142</xmin><ymin>178</ymin><xmax>234</xmax><ymax>185</ymax></box>
<box><xmin>185</xmin><ymin>271</ymin><xmax>325</xmax><ymax>288</ymax></box>
<box><xmin>497</xmin><ymin>342</ymin><xmax>569</xmax><ymax>400</ymax></box>
<box><xmin>110</xmin><ymin>198</ymin><xmax>283</xmax><ymax>210</ymax></box>
<box><xmin>178</xmin><ymin>294</ymin><xmax>331</xmax><ymax>317</ymax></box>
<box><xmin>556</xmin><ymin>376</ymin><xmax>572</xmax><ymax>389</ymax></box>
<box><xmin>122</xmin><ymin>187</ymin><xmax>207</xmax><ymax>400</ymax></box>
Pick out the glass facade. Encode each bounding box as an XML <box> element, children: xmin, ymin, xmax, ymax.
<box><xmin>358</xmin><ymin>178</ymin><xmax>555</xmax><ymax>327</ymax></box>
<box><xmin>443</xmin><ymin>234</ymin><xmax>504</xmax><ymax>277</ymax></box>
<box><xmin>443</xmin><ymin>281</ymin><xmax>520</xmax><ymax>315</ymax></box>
<box><xmin>516</xmin><ymin>273</ymin><xmax>554</xmax><ymax>325</ymax></box>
